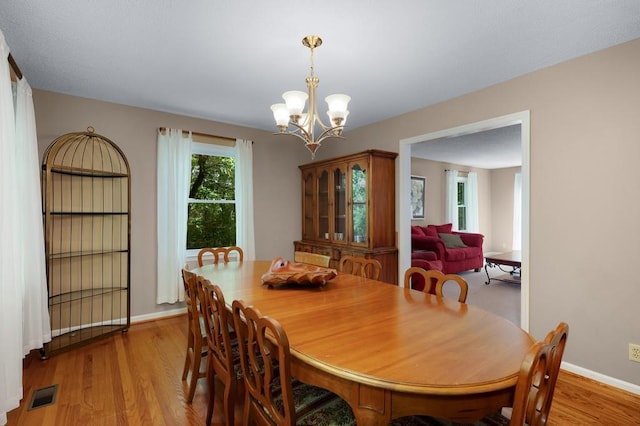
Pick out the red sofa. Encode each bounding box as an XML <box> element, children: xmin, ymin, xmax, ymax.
<box><xmin>411</xmin><ymin>223</ymin><xmax>484</xmax><ymax>274</ymax></box>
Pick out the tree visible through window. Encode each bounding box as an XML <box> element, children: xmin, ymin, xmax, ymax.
<box><xmin>457</xmin><ymin>179</ymin><xmax>467</xmax><ymax>231</ymax></box>
<box><xmin>186</xmin><ymin>143</ymin><xmax>236</xmax><ymax>250</ymax></box>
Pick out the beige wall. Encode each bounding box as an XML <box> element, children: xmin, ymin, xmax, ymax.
<box><xmin>490</xmin><ymin>167</ymin><xmax>521</xmax><ymax>253</ymax></box>
<box><xmin>33</xmin><ymin>91</ymin><xmax>309</xmax><ymax>318</ymax></box>
<box><xmin>338</xmin><ymin>38</ymin><xmax>640</xmax><ymax>387</ymax></box>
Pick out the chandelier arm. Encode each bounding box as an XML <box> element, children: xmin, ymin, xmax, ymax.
<box><xmin>314</xmin><ymin>127</ymin><xmax>346</xmax><ymax>145</ymax></box>
<box><xmin>287</xmin><ymin>121</ymin><xmax>312</xmax><ymax>141</ymax></box>
<box><xmin>273</xmin><ymin>130</ymin><xmax>313</xmax><ymax>145</ymax></box>
<box><xmin>313</xmin><ymin>114</ymin><xmax>331</xmax><ymax>131</ymax></box>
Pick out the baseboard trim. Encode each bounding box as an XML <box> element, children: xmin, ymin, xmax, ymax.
<box><xmin>131</xmin><ymin>307</ymin><xmax>187</xmax><ymax>324</ymax></box>
<box><xmin>562</xmin><ymin>361</ymin><xmax>640</xmax><ymax>395</ymax></box>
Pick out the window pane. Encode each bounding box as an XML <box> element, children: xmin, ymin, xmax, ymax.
<box><xmin>352</xmin><ymin>166</ymin><xmax>366</xmax><ymax>203</ymax></box>
<box><xmin>457</xmin><ymin>181</ymin><xmax>465</xmax><ymax>205</ymax></box>
<box><xmin>187</xmin><ymin>203</ymin><xmax>236</xmax><ymax>249</ymax></box>
<box><xmin>458</xmin><ymin>206</ymin><xmax>467</xmax><ymax>231</ymax></box>
<box><xmin>351</xmin><ymin>165</ymin><xmax>367</xmax><ymax>242</ymax></box>
<box><xmin>190</xmin><ymin>154</ymin><xmax>235</xmax><ymax>200</ymax></box>
<box><xmin>353</xmin><ymin>204</ymin><xmax>367</xmax><ymax>240</ymax></box>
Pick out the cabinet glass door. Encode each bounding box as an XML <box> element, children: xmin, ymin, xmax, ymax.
<box><xmin>333</xmin><ymin>167</ymin><xmax>346</xmax><ymax>242</ymax></box>
<box><xmin>317</xmin><ymin>169</ymin><xmax>330</xmax><ymax>240</ymax></box>
<box><xmin>350</xmin><ymin>162</ymin><xmax>367</xmax><ymax>244</ymax></box>
<box><xmin>302</xmin><ymin>169</ymin><xmax>315</xmax><ymax>240</ymax></box>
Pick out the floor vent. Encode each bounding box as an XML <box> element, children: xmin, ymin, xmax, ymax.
<box><xmin>28</xmin><ymin>384</ymin><xmax>58</xmax><ymax>410</ymax></box>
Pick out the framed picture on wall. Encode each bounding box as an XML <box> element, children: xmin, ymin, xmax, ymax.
<box><xmin>411</xmin><ymin>175</ymin><xmax>425</xmax><ymax>219</ymax></box>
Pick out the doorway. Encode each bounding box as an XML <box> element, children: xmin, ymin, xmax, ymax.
<box><xmin>398</xmin><ymin>111</ymin><xmax>530</xmax><ymax>330</ymax></box>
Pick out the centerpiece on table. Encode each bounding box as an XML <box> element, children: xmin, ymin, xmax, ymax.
<box><xmin>261</xmin><ymin>257</ymin><xmax>337</xmax><ymax>287</ymax></box>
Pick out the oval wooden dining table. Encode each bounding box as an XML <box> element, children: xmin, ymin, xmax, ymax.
<box><xmin>192</xmin><ymin>260</ymin><xmax>534</xmax><ymax>425</ymax></box>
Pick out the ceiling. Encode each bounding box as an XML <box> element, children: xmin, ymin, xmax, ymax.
<box><xmin>412</xmin><ymin>124</ymin><xmax>522</xmax><ymax>169</ymax></box>
<box><xmin>1</xmin><ymin>1</ymin><xmax>639</xmax><ymax>144</ymax></box>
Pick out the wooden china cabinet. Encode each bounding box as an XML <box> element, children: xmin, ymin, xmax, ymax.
<box><xmin>294</xmin><ymin>150</ymin><xmax>398</xmax><ymax>284</ymax></box>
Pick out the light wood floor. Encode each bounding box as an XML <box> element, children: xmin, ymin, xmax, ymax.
<box><xmin>7</xmin><ymin>315</ymin><xmax>640</xmax><ymax>425</ymax></box>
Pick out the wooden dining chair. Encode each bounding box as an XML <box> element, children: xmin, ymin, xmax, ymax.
<box><xmin>293</xmin><ymin>250</ymin><xmax>330</xmax><ymax>267</ymax></box>
<box><xmin>231</xmin><ymin>300</ymin><xmax>356</xmax><ymax>426</ymax></box>
<box><xmin>403</xmin><ymin>267</ymin><xmax>469</xmax><ymax>303</ymax></box>
<box><xmin>506</xmin><ymin>326</ymin><xmax>566</xmax><ymax>426</ymax></box>
<box><xmin>539</xmin><ymin>322</ymin><xmax>570</xmax><ymax>417</ymax></box>
<box><xmin>197</xmin><ymin>246</ymin><xmax>244</xmax><ymax>266</ymax></box>
<box><xmin>390</xmin><ymin>322</ymin><xmax>569</xmax><ymax>426</ymax></box>
<box><xmin>181</xmin><ymin>268</ymin><xmax>207</xmax><ymax>403</ymax></box>
<box><xmin>196</xmin><ymin>276</ymin><xmax>242</xmax><ymax>426</ymax></box>
<box><xmin>339</xmin><ymin>255</ymin><xmax>382</xmax><ymax>280</ymax></box>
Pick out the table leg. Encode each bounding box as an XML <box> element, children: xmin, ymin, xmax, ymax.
<box><xmin>484</xmin><ymin>262</ymin><xmax>493</xmax><ymax>285</ymax></box>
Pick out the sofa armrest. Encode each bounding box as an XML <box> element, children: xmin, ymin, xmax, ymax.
<box><xmin>453</xmin><ymin>232</ymin><xmax>484</xmax><ymax>248</ymax></box>
<box><xmin>411</xmin><ymin>235</ymin><xmax>446</xmax><ymax>259</ymax></box>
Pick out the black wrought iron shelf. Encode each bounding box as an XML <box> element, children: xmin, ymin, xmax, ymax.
<box><xmin>47</xmin><ymin>249</ymin><xmax>128</xmax><ymax>260</ymax></box>
<box><xmin>49</xmin><ymin>287</ymin><xmax>128</xmax><ymax>305</ymax></box>
<box><xmin>45</xmin><ymin>165</ymin><xmax>129</xmax><ymax>178</ymax></box>
<box><xmin>48</xmin><ymin>211</ymin><xmax>128</xmax><ymax>215</ymax></box>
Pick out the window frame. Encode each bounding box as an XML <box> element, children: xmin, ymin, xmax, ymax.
<box><xmin>185</xmin><ymin>141</ymin><xmax>237</xmax><ymax>256</ymax></box>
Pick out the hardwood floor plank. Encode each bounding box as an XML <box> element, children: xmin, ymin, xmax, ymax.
<box><xmin>7</xmin><ymin>315</ymin><xmax>640</xmax><ymax>425</ymax></box>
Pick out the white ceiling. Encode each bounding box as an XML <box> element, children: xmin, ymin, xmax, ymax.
<box><xmin>412</xmin><ymin>124</ymin><xmax>522</xmax><ymax>170</ymax></box>
<box><xmin>1</xmin><ymin>1</ymin><xmax>639</xmax><ymax>147</ymax></box>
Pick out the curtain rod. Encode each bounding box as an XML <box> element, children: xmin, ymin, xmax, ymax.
<box><xmin>8</xmin><ymin>53</ymin><xmax>23</xmax><ymax>80</ymax></box>
<box><xmin>158</xmin><ymin>127</ymin><xmax>235</xmax><ymax>142</ymax></box>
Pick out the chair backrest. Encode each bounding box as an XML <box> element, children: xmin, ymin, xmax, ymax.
<box><xmin>541</xmin><ymin>322</ymin><xmax>569</xmax><ymax>417</ymax></box>
<box><xmin>196</xmin><ymin>276</ymin><xmax>236</xmax><ymax>380</ymax></box>
<box><xmin>294</xmin><ymin>251</ymin><xmax>330</xmax><ymax>267</ymax></box>
<box><xmin>403</xmin><ymin>267</ymin><xmax>469</xmax><ymax>303</ymax></box>
<box><xmin>339</xmin><ymin>255</ymin><xmax>382</xmax><ymax>280</ymax></box>
<box><xmin>197</xmin><ymin>246</ymin><xmax>244</xmax><ymax>266</ymax></box>
<box><xmin>181</xmin><ymin>268</ymin><xmax>203</xmax><ymax>338</ymax></box>
<box><xmin>510</xmin><ymin>322</ymin><xmax>569</xmax><ymax>426</ymax></box>
<box><xmin>232</xmin><ymin>299</ymin><xmax>297</xmax><ymax>426</ymax></box>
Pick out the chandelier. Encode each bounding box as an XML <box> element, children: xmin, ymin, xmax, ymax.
<box><xmin>270</xmin><ymin>35</ymin><xmax>350</xmax><ymax>159</ymax></box>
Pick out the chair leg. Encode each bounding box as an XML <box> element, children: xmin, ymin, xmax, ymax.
<box><xmin>182</xmin><ymin>332</ymin><xmax>194</xmax><ymax>380</ymax></box>
<box><xmin>205</xmin><ymin>357</ymin><xmax>215</xmax><ymax>425</ymax></box>
<box><xmin>242</xmin><ymin>392</ymin><xmax>251</xmax><ymax>426</ymax></box>
<box><xmin>222</xmin><ymin>378</ymin><xmax>236</xmax><ymax>426</ymax></box>
<box><xmin>186</xmin><ymin>341</ymin><xmax>203</xmax><ymax>403</ymax></box>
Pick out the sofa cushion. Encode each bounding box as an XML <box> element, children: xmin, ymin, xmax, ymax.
<box><xmin>411</xmin><ymin>225</ymin><xmax>426</xmax><ymax>237</ymax></box>
<box><xmin>411</xmin><ymin>251</ymin><xmax>437</xmax><ymax>261</ymax></box>
<box><xmin>444</xmin><ymin>247</ymin><xmax>468</xmax><ymax>261</ymax></box>
<box><xmin>423</xmin><ymin>227</ymin><xmax>436</xmax><ymax>237</ymax></box>
<box><xmin>444</xmin><ymin>246</ymin><xmax>482</xmax><ymax>262</ymax></box>
<box><xmin>438</xmin><ymin>233</ymin><xmax>467</xmax><ymax>248</ymax></box>
<box><xmin>427</xmin><ymin>223</ymin><xmax>453</xmax><ymax>235</ymax></box>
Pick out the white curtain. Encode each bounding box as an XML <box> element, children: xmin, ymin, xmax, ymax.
<box><xmin>445</xmin><ymin>169</ymin><xmax>458</xmax><ymax>229</ymax></box>
<box><xmin>512</xmin><ymin>172</ymin><xmax>522</xmax><ymax>250</ymax></box>
<box><xmin>466</xmin><ymin>171</ymin><xmax>479</xmax><ymax>233</ymax></box>
<box><xmin>0</xmin><ymin>32</ymin><xmax>22</xmax><ymax>426</ymax></box>
<box><xmin>156</xmin><ymin>129</ymin><xmax>192</xmax><ymax>304</ymax></box>
<box><xmin>1</xmin><ymin>31</ymin><xmax>51</xmax><ymax>425</ymax></box>
<box><xmin>235</xmin><ymin>139</ymin><xmax>255</xmax><ymax>260</ymax></box>
<box><xmin>16</xmin><ymin>78</ymin><xmax>51</xmax><ymax>353</ymax></box>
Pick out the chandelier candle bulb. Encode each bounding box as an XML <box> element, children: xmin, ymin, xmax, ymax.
<box><xmin>270</xmin><ymin>35</ymin><xmax>351</xmax><ymax>159</ymax></box>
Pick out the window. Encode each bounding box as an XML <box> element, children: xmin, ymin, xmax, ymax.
<box><xmin>457</xmin><ymin>178</ymin><xmax>467</xmax><ymax>231</ymax></box>
<box><xmin>186</xmin><ymin>142</ymin><xmax>236</xmax><ymax>252</ymax></box>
